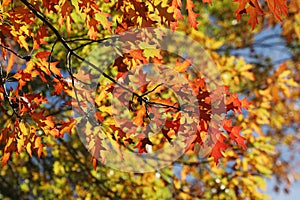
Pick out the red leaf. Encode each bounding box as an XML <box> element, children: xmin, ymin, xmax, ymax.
<box><xmin>229</xmin><ymin>126</ymin><xmax>246</xmax><ymax>149</ymax></box>
<box><xmin>210</xmin><ymin>134</ymin><xmax>228</xmax><ymax>164</ymax></box>
<box><xmin>246</xmin><ymin>5</ymin><xmax>264</xmax><ymax>30</ymax></box>
<box><xmin>241</xmin><ymin>97</ymin><xmax>251</xmax><ymax>110</ymax></box>
<box><xmin>33</xmin><ymin>25</ymin><xmax>48</xmax><ymax>50</ymax></box>
<box><xmin>134</xmin><ymin>137</ymin><xmax>152</xmax><ymax>153</ymax></box>
<box><xmin>222</xmin><ymin>119</ymin><xmax>233</xmax><ymax>132</ymax></box>
<box><xmin>170</xmin><ymin>0</ymin><xmax>184</xmax><ymax>30</ymax></box>
<box><xmin>36</xmin><ymin>51</ymin><xmax>51</xmax><ymax>59</ymax></box>
<box><xmin>265</xmin><ymin>0</ymin><xmax>288</xmax><ymax>21</ymax></box>
<box><xmin>202</xmin><ymin>0</ymin><xmax>212</xmax><ymax>5</ymax></box>
<box><xmin>186</xmin><ymin>0</ymin><xmax>199</xmax><ymax>29</ymax></box>
<box><xmin>234</xmin><ymin>0</ymin><xmax>264</xmax><ymax>29</ymax></box>
<box><xmin>92</xmin><ymin>156</ymin><xmax>97</xmax><ymax>169</ymax></box>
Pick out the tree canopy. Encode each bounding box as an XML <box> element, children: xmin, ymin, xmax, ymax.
<box><xmin>0</xmin><ymin>0</ymin><xmax>299</xmax><ymax>199</ymax></box>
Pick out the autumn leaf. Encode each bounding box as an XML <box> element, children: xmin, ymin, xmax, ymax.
<box><xmin>265</xmin><ymin>0</ymin><xmax>288</xmax><ymax>21</ymax></box>
<box><xmin>170</xmin><ymin>0</ymin><xmax>184</xmax><ymax>30</ymax></box>
<box><xmin>2</xmin><ymin>152</ymin><xmax>10</xmax><ymax>167</ymax></box>
<box><xmin>210</xmin><ymin>134</ymin><xmax>228</xmax><ymax>164</ymax></box>
<box><xmin>6</xmin><ymin>53</ymin><xmax>15</xmax><ymax>75</ymax></box>
<box><xmin>229</xmin><ymin>126</ymin><xmax>246</xmax><ymax>149</ymax></box>
<box><xmin>153</xmin><ymin>2</ymin><xmax>175</xmax><ymax>25</ymax></box>
<box><xmin>202</xmin><ymin>0</ymin><xmax>212</xmax><ymax>5</ymax></box>
<box><xmin>36</xmin><ymin>51</ymin><xmax>51</xmax><ymax>59</ymax></box>
<box><xmin>246</xmin><ymin>5</ymin><xmax>264</xmax><ymax>30</ymax></box>
<box><xmin>135</xmin><ymin>137</ymin><xmax>153</xmax><ymax>153</ymax></box>
<box><xmin>186</xmin><ymin>0</ymin><xmax>199</xmax><ymax>29</ymax></box>
<box><xmin>59</xmin><ymin>119</ymin><xmax>76</xmax><ymax>135</ymax></box>
<box><xmin>174</xmin><ymin>58</ymin><xmax>191</xmax><ymax>72</ymax></box>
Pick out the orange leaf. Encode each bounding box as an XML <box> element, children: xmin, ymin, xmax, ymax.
<box><xmin>36</xmin><ymin>51</ymin><xmax>51</xmax><ymax>59</ymax></box>
<box><xmin>210</xmin><ymin>134</ymin><xmax>228</xmax><ymax>164</ymax></box>
<box><xmin>234</xmin><ymin>0</ymin><xmax>264</xmax><ymax>29</ymax></box>
<box><xmin>1</xmin><ymin>0</ymin><xmax>11</xmax><ymax>6</ymax></box>
<box><xmin>92</xmin><ymin>156</ymin><xmax>97</xmax><ymax>169</ymax></box>
<box><xmin>265</xmin><ymin>0</ymin><xmax>288</xmax><ymax>21</ymax></box>
<box><xmin>229</xmin><ymin>126</ymin><xmax>246</xmax><ymax>149</ymax></box>
<box><xmin>2</xmin><ymin>152</ymin><xmax>10</xmax><ymax>167</ymax></box>
<box><xmin>170</xmin><ymin>0</ymin><xmax>183</xmax><ymax>30</ymax></box>
<box><xmin>134</xmin><ymin>137</ymin><xmax>153</xmax><ymax>154</ymax></box>
<box><xmin>222</xmin><ymin>119</ymin><xmax>233</xmax><ymax>132</ymax></box>
<box><xmin>246</xmin><ymin>5</ymin><xmax>264</xmax><ymax>30</ymax></box>
<box><xmin>59</xmin><ymin>120</ymin><xmax>76</xmax><ymax>135</ymax></box>
<box><xmin>186</xmin><ymin>0</ymin><xmax>199</xmax><ymax>29</ymax></box>
<box><xmin>37</xmin><ymin>145</ymin><xmax>43</xmax><ymax>158</ymax></box>
<box><xmin>202</xmin><ymin>0</ymin><xmax>212</xmax><ymax>5</ymax></box>
<box><xmin>174</xmin><ymin>58</ymin><xmax>191</xmax><ymax>72</ymax></box>
<box><xmin>1</xmin><ymin>47</ymin><xmax>7</xmax><ymax>60</ymax></box>
<box><xmin>130</xmin><ymin>49</ymin><xmax>147</xmax><ymax>63</ymax></box>
<box><xmin>6</xmin><ymin>54</ymin><xmax>15</xmax><ymax>74</ymax></box>
<box><xmin>133</xmin><ymin>106</ymin><xmax>146</xmax><ymax>126</ymax></box>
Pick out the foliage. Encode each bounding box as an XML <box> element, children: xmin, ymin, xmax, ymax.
<box><xmin>0</xmin><ymin>0</ymin><xmax>299</xmax><ymax>199</ymax></box>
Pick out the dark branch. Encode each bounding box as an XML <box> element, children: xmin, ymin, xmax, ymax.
<box><xmin>0</xmin><ymin>44</ymin><xmax>31</xmax><ymax>61</ymax></box>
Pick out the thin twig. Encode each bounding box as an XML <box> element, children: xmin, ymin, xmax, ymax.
<box><xmin>0</xmin><ymin>44</ymin><xmax>31</xmax><ymax>61</ymax></box>
<box><xmin>0</xmin><ymin>63</ymin><xmax>19</xmax><ymax>117</ymax></box>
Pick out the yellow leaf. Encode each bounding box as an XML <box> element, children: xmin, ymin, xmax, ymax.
<box><xmin>17</xmin><ymin>136</ymin><xmax>24</xmax><ymax>153</ymax></box>
<box><xmin>18</xmin><ymin>35</ymin><xmax>29</xmax><ymax>51</ymax></box>
<box><xmin>19</xmin><ymin>121</ymin><xmax>29</xmax><ymax>136</ymax></box>
<box><xmin>26</xmin><ymin>143</ymin><xmax>32</xmax><ymax>157</ymax></box>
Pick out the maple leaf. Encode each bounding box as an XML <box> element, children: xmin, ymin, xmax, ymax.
<box><xmin>129</xmin><ymin>49</ymin><xmax>148</xmax><ymax>63</ymax></box>
<box><xmin>34</xmin><ymin>137</ymin><xmax>43</xmax><ymax>158</ymax></box>
<box><xmin>229</xmin><ymin>126</ymin><xmax>246</xmax><ymax>149</ymax></box>
<box><xmin>202</xmin><ymin>0</ymin><xmax>212</xmax><ymax>5</ymax></box>
<box><xmin>153</xmin><ymin>2</ymin><xmax>175</xmax><ymax>25</ymax></box>
<box><xmin>240</xmin><ymin>97</ymin><xmax>251</xmax><ymax>110</ymax></box>
<box><xmin>210</xmin><ymin>134</ymin><xmax>228</xmax><ymax>164</ymax></box>
<box><xmin>36</xmin><ymin>51</ymin><xmax>51</xmax><ymax>59</ymax></box>
<box><xmin>186</xmin><ymin>0</ymin><xmax>199</xmax><ymax>29</ymax></box>
<box><xmin>2</xmin><ymin>152</ymin><xmax>10</xmax><ymax>167</ymax></box>
<box><xmin>134</xmin><ymin>137</ymin><xmax>153</xmax><ymax>154</ymax></box>
<box><xmin>170</xmin><ymin>0</ymin><xmax>184</xmax><ymax>30</ymax></box>
<box><xmin>1</xmin><ymin>0</ymin><xmax>11</xmax><ymax>7</ymax></box>
<box><xmin>222</xmin><ymin>119</ymin><xmax>233</xmax><ymax>132</ymax></box>
<box><xmin>246</xmin><ymin>5</ymin><xmax>264</xmax><ymax>30</ymax></box>
<box><xmin>235</xmin><ymin>0</ymin><xmax>264</xmax><ymax>29</ymax></box>
<box><xmin>91</xmin><ymin>156</ymin><xmax>97</xmax><ymax>169</ymax></box>
<box><xmin>6</xmin><ymin>53</ymin><xmax>15</xmax><ymax>75</ymax></box>
<box><xmin>59</xmin><ymin>119</ymin><xmax>76</xmax><ymax>135</ymax></box>
<box><xmin>26</xmin><ymin>143</ymin><xmax>32</xmax><ymax>157</ymax></box>
<box><xmin>33</xmin><ymin>25</ymin><xmax>48</xmax><ymax>50</ymax></box>
<box><xmin>234</xmin><ymin>0</ymin><xmax>250</xmax><ymax>17</ymax></box>
<box><xmin>265</xmin><ymin>0</ymin><xmax>288</xmax><ymax>21</ymax></box>
<box><xmin>174</xmin><ymin>58</ymin><xmax>191</xmax><ymax>72</ymax></box>
<box><xmin>91</xmin><ymin>135</ymin><xmax>105</xmax><ymax>160</ymax></box>
<box><xmin>133</xmin><ymin>106</ymin><xmax>146</xmax><ymax>126</ymax></box>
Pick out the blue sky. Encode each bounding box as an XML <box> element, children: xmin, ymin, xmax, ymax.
<box><xmin>230</xmin><ymin>24</ymin><xmax>300</xmax><ymax>199</ymax></box>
